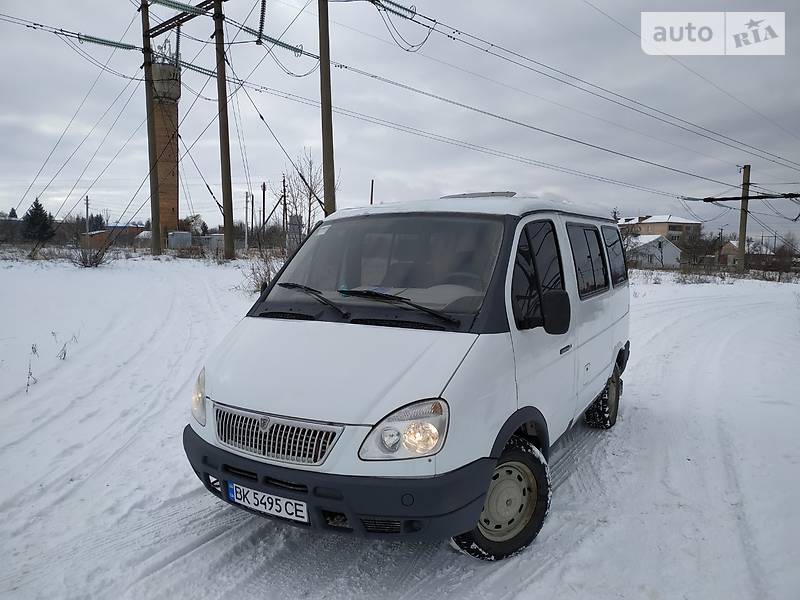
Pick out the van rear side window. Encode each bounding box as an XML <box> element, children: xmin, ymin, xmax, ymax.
<box><xmin>567</xmin><ymin>224</ymin><xmax>609</xmax><ymax>298</ymax></box>
<box><xmin>601</xmin><ymin>226</ymin><xmax>628</xmax><ymax>286</ymax></box>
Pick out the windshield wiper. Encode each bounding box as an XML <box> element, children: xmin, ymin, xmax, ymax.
<box><xmin>278</xmin><ymin>282</ymin><xmax>350</xmax><ymax>318</ymax></box>
<box><xmin>337</xmin><ymin>289</ymin><xmax>460</xmax><ymax>326</ymax></box>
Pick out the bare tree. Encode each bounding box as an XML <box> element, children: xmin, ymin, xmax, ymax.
<box><xmin>284</xmin><ymin>148</ymin><xmax>324</xmax><ymax>237</ymax></box>
<box><xmin>775</xmin><ymin>231</ymin><xmax>798</xmax><ymax>277</ymax></box>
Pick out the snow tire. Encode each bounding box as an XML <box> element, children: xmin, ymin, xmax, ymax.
<box><xmin>450</xmin><ymin>436</ymin><xmax>550</xmax><ymax>561</ymax></box>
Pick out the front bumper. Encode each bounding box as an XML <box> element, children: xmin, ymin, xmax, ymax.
<box><xmin>183</xmin><ymin>425</ymin><xmax>495</xmax><ymax>540</ymax></box>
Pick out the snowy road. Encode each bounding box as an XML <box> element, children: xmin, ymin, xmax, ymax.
<box><xmin>1</xmin><ymin>260</ymin><xmax>799</xmax><ymax>599</ymax></box>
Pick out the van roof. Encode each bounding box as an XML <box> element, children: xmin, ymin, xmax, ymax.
<box><xmin>327</xmin><ymin>194</ymin><xmax>614</xmax><ymax>221</ymax></box>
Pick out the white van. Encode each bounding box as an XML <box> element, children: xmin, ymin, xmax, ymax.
<box><xmin>184</xmin><ymin>192</ymin><xmax>630</xmax><ymax>560</ymax></box>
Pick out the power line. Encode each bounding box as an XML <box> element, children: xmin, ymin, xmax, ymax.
<box><xmin>32</xmin><ymin>74</ymin><xmax>139</xmax><ymax>213</ymax></box>
<box><xmin>9</xmin><ymin>11</ymin><xmax>138</xmax><ymax>212</ymax></box>
<box><xmin>98</xmin><ymin>0</ymin><xmax>305</xmax><ymax>253</ymax></box>
<box><xmin>240</xmin><ymin>79</ymin><xmax>682</xmax><ymax>199</ymax></box>
<box><xmin>274</xmin><ymin>0</ymin><xmax>741</xmax><ymax>171</ymax></box>
<box><xmin>329</xmin><ymin>60</ymin><xmax>745</xmax><ymax>189</ymax></box>
<box><xmin>579</xmin><ymin>0</ymin><xmax>800</xmax><ymax>145</ymax></box>
<box><xmin>225</xmin><ymin>59</ymin><xmax>324</xmax><ymax>209</ymax></box>
<box><xmin>367</xmin><ymin>0</ymin><xmax>800</xmax><ymax>173</ymax></box>
<box><xmin>50</xmin><ymin>80</ymin><xmax>141</xmax><ymax>222</ymax></box>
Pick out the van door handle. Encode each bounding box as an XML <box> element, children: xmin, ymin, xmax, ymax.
<box><xmin>560</xmin><ymin>344</ymin><xmax>572</xmax><ymax>355</ymax></box>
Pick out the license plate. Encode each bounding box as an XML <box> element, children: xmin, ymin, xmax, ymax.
<box><xmin>227</xmin><ymin>482</ymin><xmax>309</xmax><ymax>523</ymax></box>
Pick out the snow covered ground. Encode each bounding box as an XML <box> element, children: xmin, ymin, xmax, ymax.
<box><xmin>1</xmin><ymin>259</ymin><xmax>799</xmax><ymax>599</ymax></box>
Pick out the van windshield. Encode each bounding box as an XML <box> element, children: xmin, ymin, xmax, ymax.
<box><xmin>255</xmin><ymin>213</ymin><xmax>505</xmax><ymax>330</ymax></box>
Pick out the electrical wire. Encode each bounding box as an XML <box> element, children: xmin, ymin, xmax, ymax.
<box><xmin>375</xmin><ymin>3</ymin><xmax>431</xmax><ymax>52</ymax></box>
<box><xmin>365</xmin><ymin>1</ymin><xmax>800</xmax><ymax>173</ymax></box>
<box><xmin>98</xmin><ymin>0</ymin><xmax>273</xmax><ymax>253</ymax></box>
<box><xmin>50</xmin><ymin>81</ymin><xmax>141</xmax><ymax>222</ymax></box>
<box><xmin>31</xmin><ymin>60</ymin><xmax>140</xmax><ymax>209</ymax></box>
<box><xmin>579</xmin><ymin>0</ymin><xmax>800</xmax><ymax>144</ymax></box>
<box><xmin>328</xmin><ymin>61</ymin><xmax>746</xmax><ymax>189</ymax></box>
<box><xmin>225</xmin><ymin>59</ymin><xmax>324</xmax><ymax>209</ymax></box>
<box><xmin>10</xmin><ymin>11</ymin><xmax>137</xmax><ymax>212</ymax></box>
<box><xmin>272</xmin><ymin>0</ymin><xmax>741</xmax><ymax>171</ymax></box>
<box><xmin>240</xmin><ymin>80</ymin><xmax>682</xmax><ymax>199</ymax></box>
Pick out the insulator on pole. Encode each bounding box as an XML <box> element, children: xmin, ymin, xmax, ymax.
<box><xmin>256</xmin><ymin>0</ymin><xmax>267</xmax><ymax>45</ymax></box>
<box><xmin>175</xmin><ymin>24</ymin><xmax>181</xmax><ymax>66</ymax></box>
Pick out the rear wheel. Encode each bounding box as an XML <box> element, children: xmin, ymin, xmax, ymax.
<box><xmin>450</xmin><ymin>436</ymin><xmax>550</xmax><ymax>560</ymax></box>
<box><xmin>585</xmin><ymin>366</ymin><xmax>621</xmax><ymax>429</ymax></box>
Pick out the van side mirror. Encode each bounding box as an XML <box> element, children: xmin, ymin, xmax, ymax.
<box><xmin>260</xmin><ymin>281</ymin><xmax>269</xmax><ymax>294</ymax></box>
<box><xmin>542</xmin><ymin>289</ymin><xmax>570</xmax><ymax>335</ymax></box>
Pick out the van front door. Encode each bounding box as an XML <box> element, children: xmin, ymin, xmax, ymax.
<box><xmin>506</xmin><ymin>219</ymin><xmax>577</xmax><ymax>444</ymax></box>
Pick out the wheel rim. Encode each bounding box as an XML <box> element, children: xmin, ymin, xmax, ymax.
<box><xmin>478</xmin><ymin>460</ymin><xmax>537</xmax><ymax>542</ymax></box>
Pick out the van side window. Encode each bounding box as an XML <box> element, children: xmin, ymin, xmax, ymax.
<box><xmin>602</xmin><ymin>226</ymin><xmax>628</xmax><ymax>286</ymax></box>
<box><xmin>567</xmin><ymin>224</ymin><xmax>609</xmax><ymax>298</ymax></box>
<box><xmin>511</xmin><ymin>221</ymin><xmax>564</xmax><ymax>330</ymax></box>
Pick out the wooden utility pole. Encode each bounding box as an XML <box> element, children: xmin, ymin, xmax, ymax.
<box><xmin>317</xmin><ymin>0</ymin><xmax>336</xmax><ymax>216</ymax></box>
<box><xmin>370</xmin><ymin>179</ymin><xmax>374</xmax><ymax>205</ymax></box>
<box><xmin>85</xmin><ymin>196</ymin><xmax>90</xmax><ymax>237</ymax></box>
<box><xmin>737</xmin><ymin>164</ymin><xmax>751</xmax><ymax>272</ymax></box>
<box><xmin>213</xmin><ymin>0</ymin><xmax>235</xmax><ymax>259</ymax></box>
<box><xmin>261</xmin><ymin>181</ymin><xmax>266</xmax><ymax>230</ymax></box>
<box><xmin>140</xmin><ymin>0</ymin><xmax>162</xmax><ymax>255</ymax></box>
<box><xmin>282</xmin><ymin>174</ymin><xmax>288</xmax><ymax>256</ymax></box>
<box><xmin>244</xmin><ymin>192</ymin><xmax>249</xmax><ymax>250</ymax></box>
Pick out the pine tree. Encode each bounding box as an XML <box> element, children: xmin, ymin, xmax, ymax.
<box><xmin>22</xmin><ymin>199</ymin><xmax>55</xmax><ymax>241</ymax></box>
<box><xmin>88</xmin><ymin>213</ymin><xmax>105</xmax><ymax>232</ymax></box>
<box><xmin>8</xmin><ymin>207</ymin><xmax>18</xmax><ymax>219</ymax></box>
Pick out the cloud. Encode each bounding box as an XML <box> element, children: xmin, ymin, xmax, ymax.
<box><xmin>1</xmin><ymin>0</ymin><xmax>798</xmax><ymax>237</ymax></box>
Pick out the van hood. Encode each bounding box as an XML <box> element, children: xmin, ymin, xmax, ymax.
<box><xmin>204</xmin><ymin>317</ymin><xmax>478</xmax><ymax>424</ymax></box>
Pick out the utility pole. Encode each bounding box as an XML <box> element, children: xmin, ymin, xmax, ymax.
<box><xmin>85</xmin><ymin>196</ymin><xmax>90</xmax><ymax>237</ymax></box>
<box><xmin>370</xmin><ymin>179</ymin><xmax>374</xmax><ymax>205</ymax></box>
<box><xmin>140</xmin><ymin>0</ymin><xmax>162</xmax><ymax>255</ymax></box>
<box><xmin>737</xmin><ymin>164</ymin><xmax>751</xmax><ymax>272</ymax></box>
<box><xmin>244</xmin><ymin>192</ymin><xmax>249</xmax><ymax>250</ymax></box>
<box><xmin>213</xmin><ymin>0</ymin><xmax>235</xmax><ymax>259</ymax></box>
<box><xmin>282</xmin><ymin>174</ymin><xmax>288</xmax><ymax>256</ymax></box>
<box><xmin>251</xmin><ymin>191</ymin><xmax>255</xmax><ymax>233</ymax></box>
<box><xmin>317</xmin><ymin>0</ymin><xmax>336</xmax><ymax>216</ymax></box>
<box><xmin>261</xmin><ymin>181</ymin><xmax>266</xmax><ymax>231</ymax></box>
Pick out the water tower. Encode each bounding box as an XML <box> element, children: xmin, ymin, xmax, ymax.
<box><xmin>151</xmin><ymin>39</ymin><xmax>181</xmax><ymax>237</ymax></box>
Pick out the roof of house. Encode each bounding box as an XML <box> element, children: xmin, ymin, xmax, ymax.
<box><xmin>627</xmin><ymin>234</ymin><xmax>682</xmax><ymax>252</ymax></box>
<box><xmin>642</xmin><ymin>214</ymin><xmax>700</xmax><ymax>224</ymax></box>
<box><xmin>619</xmin><ymin>214</ymin><xmax>701</xmax><ymax>225</ymax></box>
<box><xmin>723</xmin><ymin>239</ymin><xmax>774</xmax><ymax>255</ymax></box>
<box><xmin>329</xmin><ymin>194</ymin><xmax>614</xmax><ymax>221</ymax></box>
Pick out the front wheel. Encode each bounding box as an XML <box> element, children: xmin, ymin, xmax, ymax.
<box><xmin>450</xmin><ymin>436</ymin><xmax>550</xmax><ymax>560</ymax></box>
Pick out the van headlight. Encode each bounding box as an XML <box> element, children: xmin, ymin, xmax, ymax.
<box><xmin>359</xmin><ymin>399</ymin><xmax>448</xmax><ymax>460</ymax></box>
<box><xmin>191</xmin><ymin>368</ymin><xmax>206</xmax><ymax>426</ymax></box>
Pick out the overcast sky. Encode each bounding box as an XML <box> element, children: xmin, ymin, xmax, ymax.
<box><xmin>1</xmin><ymin>0</ymin><xmax>799</xmax><ymax>241</ymax></box>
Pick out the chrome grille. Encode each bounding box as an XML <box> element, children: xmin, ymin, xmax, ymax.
<box><xmin>214</xmin><ymin>404</ymin><xmax>342</xmax><ymax>466</ymax></box>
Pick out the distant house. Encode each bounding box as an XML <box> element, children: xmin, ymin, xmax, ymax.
<box><xmin>618</xmin><ymin>215</ymin><xmax>701</xmax><ymax>243</ymax></box>
<box><xmin>626</xmin><ymin>234</ymin><xmax>682</xmax><ymax>269</ymax></box>
<box><xmin>81</xmin><ymin>225</ymin><xmax>145</xmax><ymax>249</ymax></box>
<box><xmin>719</xmin><ymin>239</ymin><xmax>775</xmax><ymax>269</ymax></box>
